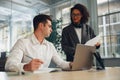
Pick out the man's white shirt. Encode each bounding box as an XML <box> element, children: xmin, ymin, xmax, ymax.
<box><xmin>5</xmin><ymin>33</ymin><xmax>70</xmax><ymax>72</ymax></box>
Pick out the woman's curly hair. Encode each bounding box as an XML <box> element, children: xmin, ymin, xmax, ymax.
<box><xmin>70</xmin><ymin>3</ymin><xmax>90</xmax><ymax>24</ymax></box>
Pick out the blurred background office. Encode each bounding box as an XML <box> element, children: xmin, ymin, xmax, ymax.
<box><xmin>0</xmin><ymin>0</ymin><xmax>120</xmax><ymax>69</ymax></box>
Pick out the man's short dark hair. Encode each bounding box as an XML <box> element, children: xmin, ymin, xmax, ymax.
<box><xmin>33</xmin><ymin>14</ymin><xmax>52</xmax><ymax>31</ymax></box>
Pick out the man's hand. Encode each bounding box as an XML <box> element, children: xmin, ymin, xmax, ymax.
<box><xmin>69</xmin><ymin>62</ymin><xmax>73</xmax><ymax>69</ymax></box>
<box><xmin>23</xmin><ymin>59</ymin><xmax>43</xmax><ymax>71</ymax></box>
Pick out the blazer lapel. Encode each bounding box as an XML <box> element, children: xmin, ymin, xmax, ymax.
<box><xmin>69</xmin><ymin>25</ymin><xmax>80</xmax><ymax>43</ymax></box>
<box><xmin>81</xmin><ymin>24</ymin><xmax>87</xmax><ymax>44</ymax></box>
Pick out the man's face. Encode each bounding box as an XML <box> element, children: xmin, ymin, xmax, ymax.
<box><xmin>42</xmin><ymin>20</ymin><xmax>52</xmax><ymax>38</ymax></box>
<box><xmin>71</xmin><ymin>9</ymin><xmax>82</xmax><ymax>24</ymax></box>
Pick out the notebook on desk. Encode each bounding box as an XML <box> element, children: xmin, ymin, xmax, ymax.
<box><xmin>71</xmin><ymin>44</ymin><xmax>96</xmax><ymax>71</ymax></box>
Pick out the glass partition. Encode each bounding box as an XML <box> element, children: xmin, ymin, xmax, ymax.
<box><xmin>0</xmin><ymin>1</ymin><xmax>33</xmax><ymax>53</ymax></box>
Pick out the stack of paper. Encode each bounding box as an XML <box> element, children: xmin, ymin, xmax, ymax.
<box><xmin>85</xmin><ymin>33</ymin><xmax>102</xmax><ymax>46</ymax></box>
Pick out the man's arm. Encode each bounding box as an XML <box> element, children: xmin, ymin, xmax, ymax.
<box><xmin>51</xmin><ymin>44</ymin><xmax>71</xmax><ymax>70</ymax></box>
<box><xmin>5</xmin><ymin>39</ymin><xmax>25</xmax><ymax>72</ymax></box>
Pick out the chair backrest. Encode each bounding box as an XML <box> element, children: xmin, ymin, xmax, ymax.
<box><xmin>0</xmin><ymin>52</ymin><xmax>7</xmax><ymax>71</ymax></box>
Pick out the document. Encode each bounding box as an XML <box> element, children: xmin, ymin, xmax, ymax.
<box><xmin>33</xmin><ymin>68</ymin><xmax>61</xmax><ymax>73</ymax></box>
<box><xmin>85</xmin><ymin>33</ymin><xmax>102</xmax><ymax>46</ymax></box>
<box><xmin>1</xmin><ymin>72</ymin><xmax>8</xmax><ymax>80</ymax></box>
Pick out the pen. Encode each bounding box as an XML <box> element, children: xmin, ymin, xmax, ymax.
<box><xmin>25</xmin><ymin>55</ymin><xmax>33</xmax><ymax>59</ymax></box>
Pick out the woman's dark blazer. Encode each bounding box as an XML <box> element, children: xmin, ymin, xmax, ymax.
<box><xmin>61</xmin><ymin>24</ymin><xmax>96</xmax><ymax>61</ymax></box>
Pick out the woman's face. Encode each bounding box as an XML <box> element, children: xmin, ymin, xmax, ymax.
<box><xmin>71</xmin><ymin>9</ymin><xmax>82</xmax><ymax>24</ymax></box>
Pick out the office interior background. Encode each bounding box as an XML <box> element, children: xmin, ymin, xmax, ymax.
<box><xmin>0</xmin><ymin>0</ymin><xmax>120</xmax><ymax>63</ymax></box>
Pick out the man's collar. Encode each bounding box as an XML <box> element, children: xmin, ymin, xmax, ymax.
<box><xmin>31</xmin><ymin>34</ymin><xmax>47</xmax><ymax>45</ymax></box>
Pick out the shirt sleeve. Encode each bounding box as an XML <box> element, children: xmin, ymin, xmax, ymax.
<box><xmin>5</xmin><ymin>39</ymin><xmax>26</xmax><ymax>72</ymax></box>
<box><xmin>51</xmin><ymin>44</ymin><xmax>71</xmax><ymax>70</ymax></box>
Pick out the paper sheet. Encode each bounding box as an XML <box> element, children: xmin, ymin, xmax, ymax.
<box><xmin>33</xmin><ymin>68</ymin><xmax>61</xmax><ymax>73</ymax></box>
<box><xmin>85</xmin><ymin>33</ymin><xmax>102</xmax><ymax>46</ymax></box>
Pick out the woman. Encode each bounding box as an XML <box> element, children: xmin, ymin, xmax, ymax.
<box><xmin>61</xmin><ymin>3</ymin><xmax>99</xmax><ymax>61</ymax></box>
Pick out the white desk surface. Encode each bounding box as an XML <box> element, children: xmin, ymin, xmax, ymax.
<box><xmin>8</xmin><ymin>67</ymin><xmax>120</xmax><ymax>80</ymax></box>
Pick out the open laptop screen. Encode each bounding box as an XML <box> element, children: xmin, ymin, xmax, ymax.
<box><xmin>72</xmin><ymin>44</ymin><xmax>96</xmax><ymax>70</ymax></box>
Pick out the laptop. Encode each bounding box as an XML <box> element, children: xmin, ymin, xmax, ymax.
<box><xmin>71</xmin><ymin>44</ymin><xmax>96</xmax><ymax>71</ymax></box>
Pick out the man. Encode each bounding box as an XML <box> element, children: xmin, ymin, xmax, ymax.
<box><xmin>5</xmin><ymin>14</ymin><xmax>71</xmax><ymax>72</ymax></box>
<box><xmin>61</xmin><ymin>4</ymin><xmax>100</xmax><ymax>61</ymax></box>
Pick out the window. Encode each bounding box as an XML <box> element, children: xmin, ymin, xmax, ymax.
<box><xmin>98</xmin><ymin>17</ymin><xmax>103</xmax><ymax>25</ymax></box>
<box><xmin>61</xmin><ymin>7</ymin><xmax>71</xmax><ymax>27</ymax></box>
<box><xmin>0</xmin><ymin>6</ymin><xmax>33</xmax><ymax>53</ymax></box>
<box><xmin>97</xmin><ymin>0</ymin><xmax>120</xmax><ymax>57</ymax></box>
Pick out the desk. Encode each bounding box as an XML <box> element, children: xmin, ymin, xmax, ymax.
<box><xmin>8</xmin><ymin>67</ymin><xmax>120</xmax><ymax>80</ymax></box>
